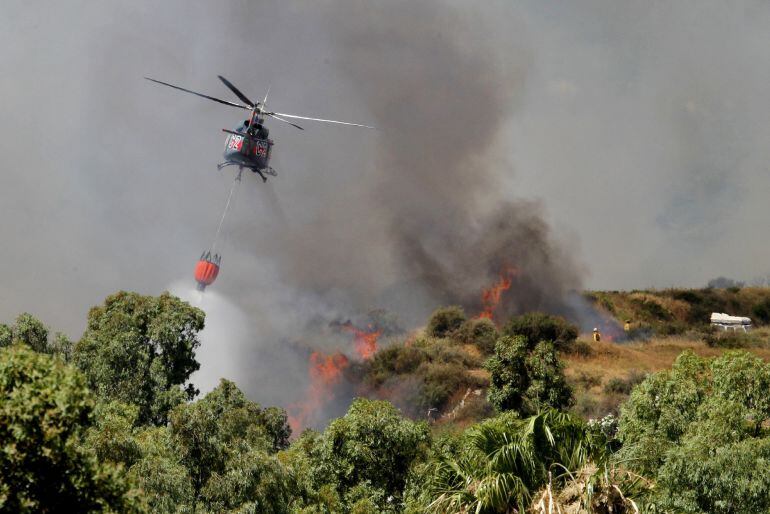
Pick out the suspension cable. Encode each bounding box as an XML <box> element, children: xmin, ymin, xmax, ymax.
<box><xmin>211</xmin><ymin>168</ymin><xmax>243</xmax><ymax>253</ymax></box>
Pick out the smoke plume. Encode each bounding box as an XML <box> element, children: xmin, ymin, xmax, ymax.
<box><xmin>3</xmin><ymin>1</ymin><xmax>770</xmax><ymax>427</ymax></box>
<box><xmin>255</xmin><ymin>1</ymin><xmax>583</xmax><ymax>324</ymax></box>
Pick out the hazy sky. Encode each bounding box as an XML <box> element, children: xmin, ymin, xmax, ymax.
<box><xmin>2</xmin><ymin>2</ymin><xmax>769</xmax><ymax>406</ymax></box>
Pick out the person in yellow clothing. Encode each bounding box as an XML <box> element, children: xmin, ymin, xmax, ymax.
<box><xmin>624</xmin><ymin>319</ymin><xmax>632</xmax><ymax>332</ymax></box>
<box><xmin>592</xmin><ymin>327</ymin><xmax>601</xmax><ymax>342</ymax></box>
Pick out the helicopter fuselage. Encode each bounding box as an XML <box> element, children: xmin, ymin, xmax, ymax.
<box><xmin>222</xmin><ymin>121</ymin><xmax>273</xmax><ymax>172</ymax></box>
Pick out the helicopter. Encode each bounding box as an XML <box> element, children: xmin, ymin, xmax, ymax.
<box><xmin>145</xmin><ymin>75</ymin><xmax>374</xmax><ymax>182</ymax></box>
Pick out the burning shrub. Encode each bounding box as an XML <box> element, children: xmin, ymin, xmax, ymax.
<box><xmin>502</xmin><ymin>312</ymin><xmax>578</xmax><ymax>350</ymax></box>
<box><xmin>455</xmin><ymin>318</ymin><xmax>499</xmax><ymax>355</ymax></box>
<box><xmin>426</xmin><ymin>306</ymin><xmax>466</xmax><ymax>338</ymax></box>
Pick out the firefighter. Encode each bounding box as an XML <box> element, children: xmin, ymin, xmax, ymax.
<box><xmin>592</xmin><ymin>327</ymin><xmax>601</xmax><ymax>343</ymax></box>
<box><xmin>624</xmin><ymin>319</ymin><xmax>632</xmax><ymax>332</ymax></box>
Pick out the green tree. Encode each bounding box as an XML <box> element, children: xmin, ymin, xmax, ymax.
<box><xmin>0</xmin><ymin>324</ymin><xmax>11</xmax><ymax>348</ymax></box>
<box><xmin>416</xmin><ymin>410</ymin><xmax>597</xmax><ymax>513</ymax></box>
<box><xmin>49</xmin><ymin>332</ymin><xmax>74</xmax><ymax>361</ymax></box>
<box><xmin>617</xmin><ymin>351</ymin><xmax>710</xmax><ymax>475</ymax></box>
<box><xmin>0</xmin><ymin>314</ymin><xmax>72</xmax><ymax>359</ymax></box>
<box><xmin>169</xmin><ymin>379</ymin><xmax>292</xmax><ymax>512</ymax></box>
<box><xmin>619</xmin><ymin>351</ymin><xmax>770</xmax><ymax>512</ymax></box>
<box><xmin>291</xmin><ymin>398</ymin><xmax>430</xmax><ymax>512</ymax></box>
<box><xmin>526</xmin><ymin>341</ymin><xmax>573</xmax><ymax>412</ymax></box>
<box><xmin>503</xmin><ymin>312</ymin><xmax>578</xmax><ymax>350</ymax></box>
<box><xmin>486</xmin><ymin>335</ymin><xmax>530</xmax><ymax>412</ymax></box>
<box><xmin>128</xmin><ymin>426</ymin><xmax>194</xmax><ymax>514</ymax></box>
<box><xmin>12</xmin><ymin>313</ymin><xmax>49</xmax><ymax>353</ymax></box>
<box><xmin>486</xmin><ymin>336</ymin><xmax>573</xmax><ymax>414</ymax></box>
<box><xmin>426</xmin><ymin>306</ymin><xmax>466</xmax><ymax>338</ymax></box>
<box><xmin>653</xmin><ymin>398</ymin><xmax>770</xmax><ymax>513</ymax></box>
<box><xmin>0</xmin><ymin>346</ymin><xmax>136</xmax><ymax>513</ymax></box>
<box><xmin>83</xmin><ymin>401</ymin><xmax>143</xmax><ymax>468</ymax></box>
<box><xmin>73</xmin><ymin>291</ymin><xmax>205</xmax><ymax>425</ymax></box>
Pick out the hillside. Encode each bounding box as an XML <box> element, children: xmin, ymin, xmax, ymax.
<box><xmin>586</xmin><ymin>286</ymin><xmax>770</xmax><ymax>337</ymax></box>
<box><xmin>354</xmin><ymin>287</ymin><xmax>770</xmax><ymax>428</ymax></box>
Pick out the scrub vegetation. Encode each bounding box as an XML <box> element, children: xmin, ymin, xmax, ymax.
<box><xmin>3</xmin><ymin>287</ymin><xmax>770</xmax><ymax>512</ymax></box>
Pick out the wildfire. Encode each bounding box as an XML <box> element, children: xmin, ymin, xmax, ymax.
<box><xmin>341</xmin><ymin>321</ymin><xmax>381</xmax><ymax>360</ymax></box>
<box><xmin>287</xmin><ymin>351</ymin><xmax>350</xmax><ymax>433</ymax></box>
<box><xmin>476</xmin><ymin>266</ymin><xmax>518</xmax><ymax>321</ymax></box>
<box><xmin>288</xmin><ymin>320</ymin><xmax>382</xmax><ymax>434</ymax></box>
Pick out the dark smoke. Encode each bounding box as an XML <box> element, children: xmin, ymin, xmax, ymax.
<box><xmin>12</xmin><ymin>1</ymin><xmax>769</xmax><ymax>428</ymax></box>
<box><xmin>0</xmin><ymin>1</ymin><xmax>584</xmax><ymax>427</ymax></box>
<box><xmin>258</xmin><ymin>1</ymin><xmax>583</xmax><ymax>323</ymax></box>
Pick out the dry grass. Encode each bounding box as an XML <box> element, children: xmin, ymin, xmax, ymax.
<box><xmin>564</xmin><ymin>336</ymin><xmax>770</xmax><ymax>418</ymax></box>
<box><xmin>566</xmin><ymin>336</ymin><xmax>770</xmax><ymax>377</ymax></box>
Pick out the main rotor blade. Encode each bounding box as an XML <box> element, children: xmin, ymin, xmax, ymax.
<box><xmin>268</xmin><ymin>112</ymin><xmax>375</xmax><ymax>129</ymax></box>
<box><xmin>267</xmin><ymin>113</ymin><xmax>304</xmax><ymax>130</ymax></box>
<box><xmin>218</xmin><ymin>75</ymin><xmax>255</xmax><ymax>108</ymax></box>
<box><xmin>145</xmin><ymin>77</ymin><xmax>250</xmax><ymax>110</ymax></box>
<box><xmin>262</xmin><ymin>85</ymin><xmax>271</xmax><ymax>107</ymax></box>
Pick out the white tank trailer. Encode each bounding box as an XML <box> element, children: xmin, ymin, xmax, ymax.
<box><xmin>710</xmin><ymin>312</ymin><xmax>752</xmax><ymax>332</ymax></box>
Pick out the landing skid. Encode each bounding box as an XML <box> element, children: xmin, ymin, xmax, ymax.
<box><xmin>216</xmin><ymin>162</ymin><xmax>277</xmax><ymax>183</ymax></box>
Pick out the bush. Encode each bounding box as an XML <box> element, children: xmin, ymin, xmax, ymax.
<box><xmin>365</xmin><ymin>344</ymin><xmax>428</xmax><ymax>387</ymax></box>
<box><xmin>426</xmin><ymin>306</ymin><xmax>466</xmax><ymax>338</ymax></box>
<box><xmin>486</xmin><ymin>336</ymin><xmax>573</xmax><ymax>415</ymax></box>
<box><xmin>630</xmin><ymin>297</ymin><xmax>672</xmax><ymax>321</ymax></box>
<box><xmin>452</xmin><ymin>395</ymin><xmax>495</xmax><ymax>423</ymax></box>
<box><xmin>562</xmin><ymin>340</ymin><xmax>594</xmax><ymax>357</ymax></box>
<box><xmin>603</xmin><ymin>371</ymin><xmax>647</xmax><ymax>396</ymax></box>
<box><xmin>656</xmin><ymin>321</ymin><xmax>688</xmax><ymax>336</ymax></box>
<box><xmin>672</xmin><ymin>290</ymin><xmax>703</xmax><ymax>304</ymax></box>
<box><xmin>702</xmin><ymin>329</ymin><xmax>754</xmax><ymax>349</ymax></box>
<box><xmin>572</xmin><ymin>371</ymin><xmax>602</xmax><ymax>389</ymax></box>
<box><xmin>455</xmin><ymin>318</ymin><xmax>499</xmax><ymax>354</ymax></box>
<box><xmin>753</xmin><ymin>298</ymin><xmax>770</xmax><ymax>324</ymax></box>
<box><xmin>502</xmin><ymin>312</ymin><xmax>578</xmax><ymax>350</ymax></box>
<box><xmin>596</xmin><ymin>293</ymin><xmax>616</xmax><ymax>314</ymax></box>
<box><xmin>395</xmin><ymin>345</ymin><xmax>428</xmax><ymax>374</ymax></box>
<box><xmin>418</xmin><ymin>361</ymin><xmax>478</xmax><ymax>411</ymax></box>
<box><xmin>429</xmin><ymin>343</ymin><xmax>480</xmax><ymax>368</ymax></box>
<box><xmin>707</xmin><ymin>276</ymin><xmax>744</xmax><ymax>289</ymax></box>
<box><xmin>625</xmin><ymin>324</ymin><xmax>653</xmax><ymax>342</ymax></box>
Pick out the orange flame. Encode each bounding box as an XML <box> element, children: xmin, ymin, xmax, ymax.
<box><xmin>341</xmin><ymin>322</ymin><xmax>381</xmax><ymax>360</ymax></box>
<box><xmin>288</xmin><ymin>351</ymin><xmax>350</xmax><ymax>433</ymax></box>
<box><xmin>476</xmin><ymin>266</ymin><xmax>518</xmax><ymax>321</ymax></box>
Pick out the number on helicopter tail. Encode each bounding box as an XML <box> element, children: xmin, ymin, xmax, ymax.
<box><xmin>228</xmin><ymin>135</ymin><xmax>244</xmax><ymax>151</ymax></box>
<box><xmin>256</xmin><ymin>140</ymin><xmax>268</xmax><ymax>157</ymax></box>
